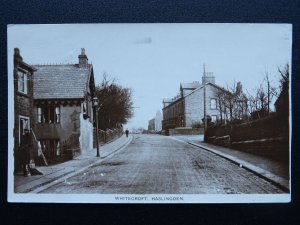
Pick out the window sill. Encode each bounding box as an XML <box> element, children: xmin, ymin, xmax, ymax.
<box><xmin>17</xmin><ymin>92</ymin><xmax>30</xmax><ymax>98</ymax></box>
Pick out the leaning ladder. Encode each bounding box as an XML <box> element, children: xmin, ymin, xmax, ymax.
<box><xmin>31</xmin><ymin>128</ymin><xmax>48</xmax><ymax>166</ymax></box>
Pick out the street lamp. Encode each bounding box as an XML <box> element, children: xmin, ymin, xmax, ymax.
<box><xmin>93</xmin><ymin>97</ymin><xmax>100</xmax><ymax>157</ymax></box>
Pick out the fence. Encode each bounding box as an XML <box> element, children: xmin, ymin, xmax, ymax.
<box><xmin>93</xmin><ymin>127</ymin><xmax>124</xmax><ymax>148</ymax></box>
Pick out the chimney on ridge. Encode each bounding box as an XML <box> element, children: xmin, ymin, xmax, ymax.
<box><xmin>78</xmin><ymin>48</ymin><xmax>88</xmax><ymax>68</ymax></box>
<box><xmin>14</xmin><ymin>48</ymin><xmax>23</xmax><ymax>61</ymax></box>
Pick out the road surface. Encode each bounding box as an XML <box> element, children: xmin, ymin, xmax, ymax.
<box><xmin>41</xmin><ymin>134</ymin><xmax>283</xmax><ymax>194</ymax></box>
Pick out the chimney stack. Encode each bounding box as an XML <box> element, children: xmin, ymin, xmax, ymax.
<box><xmin>78</xmin><ymin>48</ymin><xmax>88</xmax><ymax>68</ymax></box>
<box><xmin>14</xmin><ymin>48</ymin><xmax>23</xmax><ymax>61</ymax></box>
<box><xmin>202</xmin><ymin>72</ymin><xmax>215</xmax><ymax>84</ymax></box>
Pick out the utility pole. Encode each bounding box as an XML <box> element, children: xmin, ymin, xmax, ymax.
<box><xmin>203</xmin><ymin>64</ymin><xmax>207</xmax><ymax>133</ymax></box>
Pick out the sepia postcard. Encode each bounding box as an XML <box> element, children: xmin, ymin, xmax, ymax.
<box><xmin>7</xmin><ymin>23</ymin><xmax>292</xmax><ymax>203</ymax></box>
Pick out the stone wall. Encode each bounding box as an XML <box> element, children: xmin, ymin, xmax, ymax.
<box><xmin>168</xmin><ymin>127</ymin><xmax>204</xmax><ymax>136</ymax></box>
<box><xmin>93</xmin><ymin>128</ymin><xmax>123</xmax><ymax>148</ymax></box>
<box><xmin>206</xmin><ymin>115</ymin><xmax>289</xmax><ymax>162</ymax></box>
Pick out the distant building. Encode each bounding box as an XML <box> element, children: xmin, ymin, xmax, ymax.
<box><xmin>148</xmin><ymin>118</ymin><xmax>155</xmax><ymax>132</ymax></box>
<box><xmin>155</xmin><ymin>110</ymin><xmax>163</xmax><ymax>131</ymax></box>
<box><xmin>162</xmin><ymin>70</ymin><xmax>225</xmax><ymax>131</ymax></box>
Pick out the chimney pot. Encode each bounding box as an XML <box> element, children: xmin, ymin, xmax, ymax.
<box><xmin>14</xmin><ymin>48</ymin><xmax>23</xmax><ymax>62</ymax></box>
<box><xmin>78</xmin><ymin>48</ymin><xmax>88</xmax><ymax>68</ymax></box>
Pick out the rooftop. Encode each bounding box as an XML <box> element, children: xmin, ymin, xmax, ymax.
<box><xmin>33</xmin><ymin>64</ymin><xmax>92</xmax><ymax>99</ymax></box>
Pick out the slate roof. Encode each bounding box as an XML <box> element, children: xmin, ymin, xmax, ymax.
<box><xmin>33</xmin><ymin>64</ymin><xmax>92</xmax><ymax>99</ymax></box>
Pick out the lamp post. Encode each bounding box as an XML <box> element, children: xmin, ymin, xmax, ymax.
<box><xmin>93</xmin><ymin>97</ymin><xmax>100</xmax><ymax>157</ymax></box>
<box><xmin>203</xmin><ymin>64</ymin><xmax>207</xmax><ymax>133</ymax></box>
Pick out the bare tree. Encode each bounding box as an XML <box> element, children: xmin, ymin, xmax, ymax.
<box><xmin>224</xmin><ymin>83</ymin><xmax>236</xmax><ymax>121</ymax></box>
<box><xmin>246</xmin><ymin>88</ymin><xmax>259</xmax><ymax>116</ymax></box>
<box><xmin>276</xmin><ymin>64</ymin><xmax>289</xmax><ymax>117</ymax></box>
<box><xmin>216</xmin><ymin>89</ymin><xmax>225</xmax><ymax>123</ymax></box>
<box><xmin>246</xmin><ymin>69</ymin><xmax>282</xmax><ymax>120</ymax></box>
<box><xmin>278</xmin><ymin>64</ymin><xmax>289</xmax><ymax>93</ymax></box>
<box><xmin>263</xmin><ymin>72</ymin><xmax>278</xmax><ymax>115</ymax></box>
<box><xmin>216</xmin><ymin>88</ymin><xmax>231</xmax><ymax>124</ymax></box>
<box><xmin>216</xmin><ymin>81</ymin><xmax>249</xmax><ymax>122</ymax></box>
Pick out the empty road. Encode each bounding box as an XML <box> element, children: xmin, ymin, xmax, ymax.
<box><xmin>41</xmin><ymin>134</ymin><xmax>283</xmax><ymax>194</ymax></box>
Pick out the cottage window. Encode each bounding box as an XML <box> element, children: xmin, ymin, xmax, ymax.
<box><xmin>55</xmin><ymin>107</ymin><xmax>60</xmax><ymax>123</ymax></box>
<box><xmin>37</xmin><ymin>107</ymin><xmax>42</xmax><ymax>123</ymax></box>
<box><xmin>210</xmin><ymin>98</ymin><xmax>217</xmax><ymax>109</ymax></box>
<box><xmin>18</xmin><ymin>71</ymin><xmax>27</xmax><ymax>94</ymax></box>
<box><xmin>211</xmin><ymin>115</ymin><xmax>217</xmax><ymax>122</ymax></box>
<box><xmin>37</xmin><ymin>106</ymin><xmax>60</xmax><ymax>124</ymax></box>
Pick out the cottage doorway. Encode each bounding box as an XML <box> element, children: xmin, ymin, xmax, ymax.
<box><xmin>39</xmin><ymin>139</ymin><xmax>60</xmax><ymax>159</ymax></box>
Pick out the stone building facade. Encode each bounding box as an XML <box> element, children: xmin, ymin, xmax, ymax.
<box><xmin>148</xmin><ymin>118</ymin><xmax>155</xmax><ymax>132</ymax></box>
<box><xmin>13</xmin><ymin>48</ymin><xmax>37</xmax><ymax>173</ymax></box>
<box><xmin>162</xmin><ymin>97</ymin><xmax>185</xmax><ymax>130</ymax></box>
<box><xmin>162</xmin><ymin>71</ymin><xmax>225</xmax><ymax>132</ymax></box>
<box><xmin>184</xmin><ymin>81</ymin><xmax>221</xmax><ymax>127</ymax></box>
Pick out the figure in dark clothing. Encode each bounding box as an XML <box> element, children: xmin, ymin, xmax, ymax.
<box><xmin>125</xmin><ymin>129</ymin><xmax>129</xmax><ymax>138</ymax></box>
<box><xmin>20</xmin><ymin>129</ymin><xmax>31</xmax><ymax>177</ymax></box>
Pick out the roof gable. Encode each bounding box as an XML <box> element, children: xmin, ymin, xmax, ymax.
<box><xmin>180</xmin><ymin>82</ymin><xmax>201</xmax><ymax>90</ymax></box>
<box><xmin>184</xmin><ymin>82</ymin><xmax>228</xmax><ymax>98</ymax></box>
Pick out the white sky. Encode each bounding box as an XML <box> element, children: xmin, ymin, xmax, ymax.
<box><xmin>7</xmin><ymin>24</ymin><xmax>292</xmax><ymax>130</ymax></box>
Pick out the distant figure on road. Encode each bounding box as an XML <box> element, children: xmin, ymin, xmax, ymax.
<box><xmin>125</xmin><ymin>129</ymin><xmax>129</xmax><ymax>138</ymax></box>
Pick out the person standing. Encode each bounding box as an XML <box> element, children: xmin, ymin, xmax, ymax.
<box><xmin>20</xmin><ymin>129</ymin><xmax>31</xmax><ymax>177</ymax></box>
<box><xmin>125</xmin><ymin>129</ymin><xmax>129</xmax><ymax>138</ymax></box>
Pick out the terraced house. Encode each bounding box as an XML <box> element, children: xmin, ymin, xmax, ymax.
<box><xmin>13</xmin><ymin>48</ymin><xmax>36</xmax><ymax>173</ymax></box>
<box><xmin>13</xmin><ymin>48</ymin><xmax>96</xmax><ymax>170</ymax></box>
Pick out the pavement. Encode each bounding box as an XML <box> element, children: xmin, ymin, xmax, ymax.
<box><xmin>14</xmin><ymin>134</ymin><xmax>133</xmax><ymax>193</ymax></box>
<box><xmin>171</xmin><ymin>135</ymin><xmax>290</xmax><ymax>192</ymax></box>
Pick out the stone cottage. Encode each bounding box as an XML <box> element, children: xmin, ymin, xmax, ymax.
<box><xmin>13</xmin><ymin>48</ymin><xmax>96</xmax><ymax>168</ymax></box>
<box><xmin>32</xmin><ymin>49</ymin><xmax>96</xmax><ymax>163</ymax></box>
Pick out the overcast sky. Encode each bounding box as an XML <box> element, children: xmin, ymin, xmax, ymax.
<box><xmin>8</xmin><ymin>24</ymin><xmax>292</xmax><ymax>130</ymax></box>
